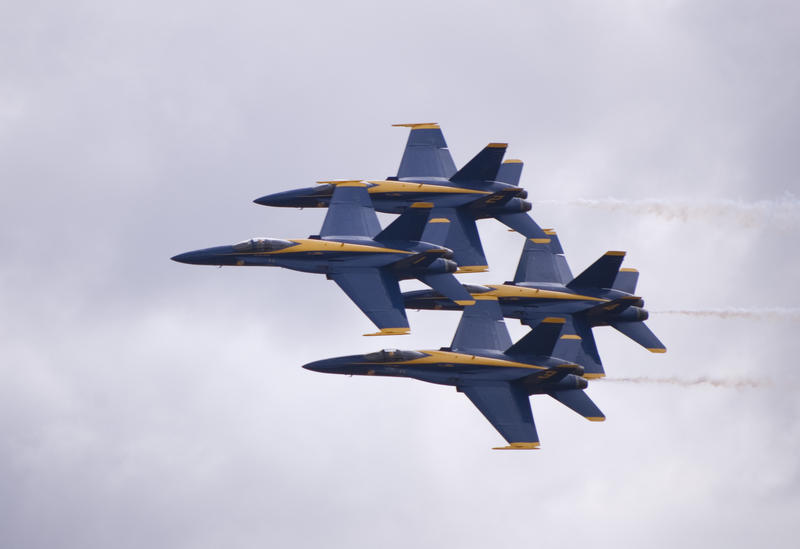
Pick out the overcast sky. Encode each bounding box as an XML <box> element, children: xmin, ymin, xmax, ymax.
<box><xmin>2</xmin><ymin>1</ymin><xmax>799</xmax><ymax>547</ymax></box>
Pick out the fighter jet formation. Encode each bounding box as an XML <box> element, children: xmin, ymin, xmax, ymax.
<box><xmin>173</xmin><ymin>123</ymin><xmax>666</xmax><ymax>449</ymax></box>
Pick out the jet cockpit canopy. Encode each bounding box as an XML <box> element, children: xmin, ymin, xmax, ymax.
<box><xmin>233</xmin><ymin>238</ymin><xmax>296</xmax><ymax>253</ymax></box>
<box><xmin>364</xmin><ymin>349</ymin><xmax>427</xmax><ymax>362</ymax></box>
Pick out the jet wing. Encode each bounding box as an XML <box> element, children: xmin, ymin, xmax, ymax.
<box><xmin>319</xmin><ymin>182</ymin><xmax>381</xmax><ymax>238</ymax></box>
<box><xmin>430</xmin><ymin>207</ymin><xmax>488</xmax><ymax>270</ymax></box>
<box><xmin>328</xmin><ymin>269</ymin><xmax>409</xmax><ymax>336</ymax></box>
<box><xmin>393</xmin><ymin>123</ymin><xmax>457</xmax><ymax>179</ymax></box>
<box><xmin>458</xmin><ymin>382</ymin><xmax>540</xmax><ymax>449</ymax></box>
<box><xmin>451</xmin><ymin>299</ymin><xmax>512</xmax><ymax>353</ymax></box>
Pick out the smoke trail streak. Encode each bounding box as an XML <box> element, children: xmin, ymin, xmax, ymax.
<box><xmin>654</xmin><ymin>308</ymin><xmax>800</xmax><ymax>321</ymax></box>
<box><xmin>601</xmin><ymin>376</ymin><xmax>766</xmax><ymax>389</ymax></box>
<box><xmin>537</xmin><ymin>194</ymin><xmax>800</xmax><ymax>228</ymax></box>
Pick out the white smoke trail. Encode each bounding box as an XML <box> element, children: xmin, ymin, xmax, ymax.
<box><xmin>653</xmin><ymin>308</ymin><xmax>800</xmax><ymax>321</ymax></box>
<box><xmin>538</xmin><ymin>194</ymin><xmax>800</xmax><ymax>228</ymax></box>
<box><xmin>601</xmin><ymin>376</ymin><xmax>766</xmax><ymax>389</ymax></box>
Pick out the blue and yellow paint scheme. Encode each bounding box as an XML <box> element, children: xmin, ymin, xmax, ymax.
<box><xmin>402</xmin><ymin>231</ymin><xmax>666</xmax><ymax>377</ymax></box>
<box><xmin>172</xmin><ymin>182</ymin><xmax>475</xmax><ymax>335</ymax></box>
<box><xmin>254</xmin><ymin>123</ymin><xmax>548</xmax><ymax>269</ymax></box>
<box><xmin>304</xmin><ymin>300</ymin><xmax>605</xmax><ymax>449</ymax></box>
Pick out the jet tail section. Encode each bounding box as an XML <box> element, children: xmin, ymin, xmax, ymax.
<box><xmin>393</xmin><ymin>123</ymin><xmax>457</xmax><ymax>179</ymax></box>
<box><xmin>548</xmin><ymin>390</ymin><xmax>605</xmax><ymax>421</ymax></box>
<box><xmin>567</xmin><ymin>251</ymin><xmax>626</xmax><ymax>290</ymax></box>
<box><xmin>610</xmin><ymin>321</ymin><xmax>666</xmax><ymax>353</ymax></box>
<box><xmin>553</xmin><ymin>317</ymin><xmax>605</xmax><ymax>378</ymax></box>
<box><xmin>505</xmin><ymin>317</ymin><xmax>565</xmax><ymax>358</ymax></box>
<box><xmin>495</xmin><ymin>159</ymin><xmax>523</xmax><ymax>186</ymax></box>
<box><xmin>375</xmin><ymin>202</ymin><xmax>432</xmax><ymax>243</ymax></box>
<box><xmin>613</xmin><ymin>268</ymin><xmax>639</xmax><ymax>294</ymax></box>
<box><xmin>450</xmin><ymin>143</ymin><xmax>507</xmax><ymax>183</ymax></box>
<box><xmin>319</xmin><ymin>182</ymin><xmax>381</xmax><ymax>238</ymax></box>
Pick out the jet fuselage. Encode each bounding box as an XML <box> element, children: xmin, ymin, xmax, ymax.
<box><xmin>255</xmin><ymin>179</ymin><xmax>531</xmax><ymax>218</ymax></box>
<box><xmin>303</xmin><ymin>348</ymin><xmax>587</xmax><ymax>393</ymax></box>
<box><xmin>403</xmin><ymin>282</ymin><xmax>648</xmax><ymax>327</ymax></box>
<box><xmin>172</xmin><ymin>236</ymin><xmax>457</xmax><ymax>277</ymax></box>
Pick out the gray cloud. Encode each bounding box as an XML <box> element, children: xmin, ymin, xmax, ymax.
<box><xmin>2</xmin><ymin>1</ymin><xmax>799</xmax><ymax>547</ymax></box>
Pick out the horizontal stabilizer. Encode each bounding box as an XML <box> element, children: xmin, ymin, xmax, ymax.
<box><xmin>610</xmin><ymin>321</ymin><xmax>666</xmax><ymax>353</ymax></box>
<box><xmin>458</xmin><ymin>382</ymin><xmax>540</xmax><ymax>446</ymax></box>
<box><xmin>451</xmin><ymin>299</ymin><xmax>512</xmax><ymax>353</ymax></box>
<box><xmin>320</xmin><ymin>183</ymin><xmax>381</xmax><ymax>238</ymax></box>
<box><xmin>450</xmin><ymin>143</ymin><xmax>507</xmax><ymax>183</ymax></box>
<box><xmin>495</xmin><ymin>160</ymin><xmax>523</xmax><ymax>186</ymax></box>
<box><xmin>375</xmin><ymin>202</ymin><xmax>432</xmax><ymax>243</ymax></box>
<box><xmin>393</xmin><ymin>123</ymin><xmax>457</xmax><ymax>179</ymax></box>
<box><xmin>513</xmin><ymin>232</ymin><xmax>573</xmax><ymax>284</ymax></box>
<box><xmin>328</xmin><ymin>269</ymin><xmax>408</xmax><ymax>334</ymax></box>
<box><xmin>567</xmin><ymin>251</ymin><xmax>626</xmax><ymax>290</ymax></box>
<box><xmin>417</xmin><ymin>273</ymin><xmax>475</xmax><ymax>308</ymax></box>
<box><xmin>548</xmin><ymin>390</ymin><xmax>605</xmax><ymax>421</ymax></box>
<box><xmin>496</xmin><ymin>212</ymin><xmax>549</xmax><ymax>240</ymax></box>
<box><xmin>505</xmin><ymin>317</ymin><xmax>565</xmax><ymax>358</ymax></box>
<box><xmin>613</xmin><ymin>268</ymin><xmax>639</xmax><ymax>294</ymax></box>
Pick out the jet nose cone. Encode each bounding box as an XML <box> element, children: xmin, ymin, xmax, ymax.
<box><xmin>302</xmin><ymin>358</ymin><xmax>338</xmax><ymax>373</ymax></box>
<box><xmin>254</xmin><ymin>187</ymin><xmax>326</xmax><ymax>208</ymax></box>
<box><xmin>171</xmin><ymin>251</ymin><xmax>198</xmax><ymax>264</ymax></box>
<box><xmin>253</xmin><ymin>194</ymin><xmax>279</xmax><ymax>206</ymax></box>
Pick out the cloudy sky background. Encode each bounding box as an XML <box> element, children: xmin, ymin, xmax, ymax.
<box><xmin>2</xmin><ymin>1</ymin><xmax>799</xmax><ymax>547</ymax></box>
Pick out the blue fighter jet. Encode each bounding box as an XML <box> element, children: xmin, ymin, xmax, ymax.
<box><xmin>172</xmin><ymin>181</ymin><xmax>475</xmax><ymax>335</ymax></box>
<box><xmin>402</xmin><ymin>230</ymin><xmax>667</xmax><ymax>377</ymax></box>
<box><xmin>304</xmin><ymin>298</ymin><xmax>605</xmax><ymax>449</ymax></box>
<box><xmin>255</xmin><ymin>123</ymin><xmax>547</xmax><ymax>271</ymax></box>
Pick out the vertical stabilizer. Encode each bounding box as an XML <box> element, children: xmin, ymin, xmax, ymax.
<box><xmin>495</xmin><ymin>159</ymin><xmax>523</xmax><ymax>185</ymax></box>
<box><xmin>613</xmin><ymin>268</ymin><xmax>639</xmax><ymax>294</ymax></box>
<box><xmin>567</xmin><ymin>252</ymin><xmax>626</xmax><ymax>289</ymax></box>
<box><xmin>450</xmin><ymin>143</ymin><xmax>507</xmax><ymax>183</ymax></box>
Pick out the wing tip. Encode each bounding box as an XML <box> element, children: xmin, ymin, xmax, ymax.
<box><xmin>583</xmin><ymin>373</ymin><xmax>606</xmax><ymax>379</ymax></box>
<box><xmin>363</xmin><ymin>328</ymin><xmax>411</xmax><ymax>337</ymax></box>
<box><xmin>392</xmin><ymin>122</ymin><xmax>440</xmax><ymax>129</ymax></box>
<box><xmin>456</xmin><ymin>265</ymin><xmax>489</xmax><ymax>273</ymax></box>
<box><xmin>648</xmin><ymin>347</ymin><xmax>667</xmax><ymax>353</ymax></box>
<box><xmin>492</xmin><ymin>442</ymin><xmax>540</xmax><ymax>450</ymax></box>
